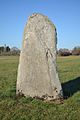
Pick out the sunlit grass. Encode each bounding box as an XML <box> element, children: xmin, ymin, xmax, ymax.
<box><xmin>0</xmin><ymin>56</ymin><xmax>80</xmax><ymax>120</ymax></box>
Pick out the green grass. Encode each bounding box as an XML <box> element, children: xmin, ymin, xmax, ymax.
<box><xmin>0</xmin><ymin>56</ymin><xmax>80</xmax><ymax>120</ymax></box>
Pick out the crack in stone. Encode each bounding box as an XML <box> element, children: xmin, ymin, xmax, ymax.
<box><xmin>45</xmin><ymin>49</ymin><xmax>57</xmax><ymax>94</ymax></box>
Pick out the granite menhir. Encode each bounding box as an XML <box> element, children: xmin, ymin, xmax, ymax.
<box><xmin>16</xmin><ymin>13</ymin><xmax>63</xmax><ymax>101</ymax></box>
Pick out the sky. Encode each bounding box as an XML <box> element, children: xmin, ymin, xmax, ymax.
<box><xmin>0</xmin><ymin>0</ymin><xmax>80</xmax><ymax>49</ymax></box>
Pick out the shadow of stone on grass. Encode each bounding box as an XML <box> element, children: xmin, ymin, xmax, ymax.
<box><xmin>62</xmin><ymin>77</ymin><xmax>80</xmax><ymax>98</ymax></box>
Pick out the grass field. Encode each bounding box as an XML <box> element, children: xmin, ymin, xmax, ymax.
<box><xmin>0</xmin><ymin>56</ymin><xmax>80</xmax><ymax>120</ymax></box>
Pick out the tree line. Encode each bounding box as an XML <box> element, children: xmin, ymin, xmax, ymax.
<box><xmin>58</xmin><ymin>46</ymin><xmax>80</xmax><ymax>56</ymax></box>
<box><xmin>0</xmin><ymin>45</ymin><xmax>20</xmax><ymax>55</ymax></box>
<box><xmin>0</xmin><ymin>45</ymin><xmax>80</xmax><ymax>56</ymax></box>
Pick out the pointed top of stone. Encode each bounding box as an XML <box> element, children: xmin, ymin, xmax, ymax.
<box><xmin>27</xmin><ymin>13</ymin><xmax>56</xmax><ymax>29</ymax></box>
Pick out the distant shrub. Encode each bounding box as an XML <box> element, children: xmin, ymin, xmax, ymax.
<box><xmin>6</xmin><ymin>46</ymin><xmax>10</xmax><ymax>52</ymax></box>
<box><xmin>0</xmin><ymin>46</ymin><xmax>5</xmax><ymax>53</ymax></box>
<box><xmin>58</xmin><ymin>49</ymin><xmax>71</xmax><ymax>56</ymax></box>
<box><xmin>72</xmin><ymin>46</ymin><xmax>80</xmax><ymax>55</ymax></box>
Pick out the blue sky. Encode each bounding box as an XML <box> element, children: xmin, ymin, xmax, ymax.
<box><xmin>0</xmin><ymin>0</ymin><xmax>80</xmax><ymax>49</ymax></box>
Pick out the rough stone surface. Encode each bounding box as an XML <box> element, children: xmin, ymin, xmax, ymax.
<box><xmin>16</xmin><ymin>13</ymin><xmax>63</xmax><ymax>100</ymax></box>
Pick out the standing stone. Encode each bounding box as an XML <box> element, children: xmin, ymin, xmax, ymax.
<box><xmin>16</xmin><ymin>13</ymin><xmax>63</xmax><ymax>100</ymax></box>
